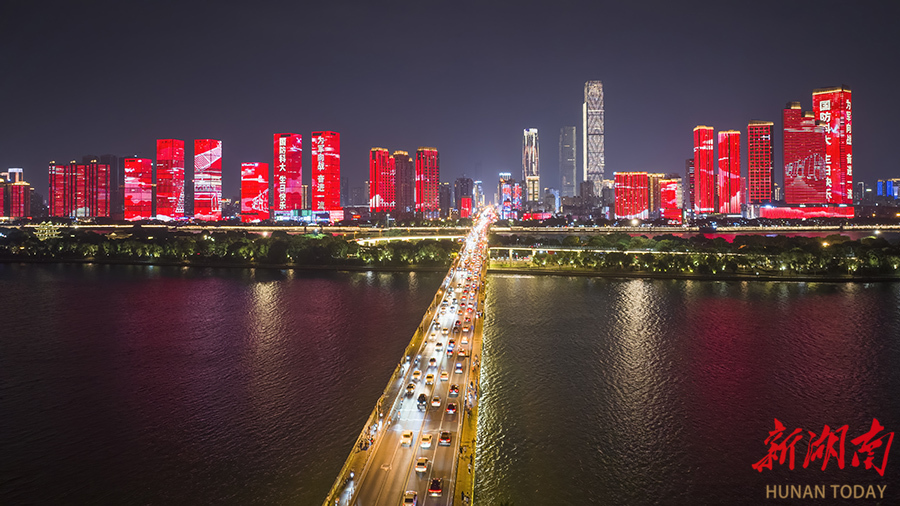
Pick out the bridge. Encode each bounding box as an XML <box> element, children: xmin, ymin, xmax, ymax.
<box><xmin>322</xmin><ymin>212</ymin><xmax>494</xmax><ymax>506</ymax></box>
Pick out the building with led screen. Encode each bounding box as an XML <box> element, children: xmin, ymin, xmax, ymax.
<box><xmin>124</xmin><ymin>158</ymin><xmax>153</xmax><ymax>221</ymax></box>
<box><xmin>583</xmin><ymin>80</ymin><xmax>605</xmax><ymax>195</ymax></box>
<box><xmin>460</xmin><ymin>196</ymin><xmax>472</xmax><ymax>218</ymax></box>
<box><xmin>49</xmin><ymin>162</ymin><xmax>73</xmax><ymax>217</ymax></box>
<box><xmin>693</xmin><ymin>126</ymin><xmax>715</xmax><ymax>215</ymax></box>
<box><xmin>614</xmin><ymin>171</ymin><xmax>649</xmax><ymax>220</ymax></box>
<box><xmin>48</xmin><ymin>160</ymin><xmax>109</xmax><ymax>218</ymax></box>
<box><xmin>393</xmin><ymin>151</ymin><xmax>415</xmax><ymax>215</ymax></box>
<box><xmin>717</xmin><ymin>130</ymin><xmax>741</xmax><ymax>215</ymax></box>
<box><xmin>156</xmin><ymin>139</ymin><xmax>185</xmax><ymax>220</ymax></box>
<box><xmin>9</xmin><ymin>181</ymin><xmax>30</xmax><ymax>218</ymax></box>
<box><xmin>783</xmin><ymin>102</ymin><xmax>827</xmax><ymax>205</ymax></box>
<box><xmin>273</xmin><ymin>133</ymin><xmax>303</xmax><ymax>218</ymax></box>
<box><xmin>241</xmin><ymin>162</ymin><xmax>270</xmax><ymax>222</ymax></box>
<box><xmin>660</xmin><ymin>177</ymin><xmax>682</xmax><ymax>223</ymax></box>
<box><xmin>311</xmin><ymin>131</ymin><xmax>341</xmax><ymax>213</ymax></box>
<box><xmin>415</xmin><ymin>147</ymin><xmax>439</xmax><ymax>218</ymax></box>
<box><xmin>369</xmin><ymin>147</ymin><xmax>395</xmax><ymax>212</ymax></box>
<box><xmin>522</xmin><ymin>128</ymin><xmax>540</xmax><ymax>205</ymax></box>
<box><xmin>812</xmin><ymin>86</ymin><xmax>852</xmax><ymax>204</ymax></box>
<box><xmin>193</xmin><ymin>139</ymin><xmax>222</xmax><ymax>221</ymax></box>
<box><xmin>747</xmin><ymin>121</ymin><xmax>774</xmax><ymax>203</ymax></box>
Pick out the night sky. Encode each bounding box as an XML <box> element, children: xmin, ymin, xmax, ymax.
<box><xmin>2</xmin><ymin>0</ymin><xmax>898</xmax><ymax>200</ymax></box>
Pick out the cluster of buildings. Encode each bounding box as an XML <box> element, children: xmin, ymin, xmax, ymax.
<box><xmin>0</xmin><ymin>168</ymin><xmax>31</xmax><ymax>218</ymax></box>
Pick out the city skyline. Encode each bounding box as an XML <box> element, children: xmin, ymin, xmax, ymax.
<box><xmin>2</xmin><ymin>1</ymin><xmax>898</xmax><ymax>200</ymax></box>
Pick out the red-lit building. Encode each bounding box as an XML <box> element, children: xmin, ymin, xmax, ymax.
<box><xmin>49</xmin><ymin>162</ymin><xmax>72</xmax><ymax>217</ymax></box>
<box><xmin>273</xmin><ymin>133</ymin><xmax>302</xmax><ymax>218</ymax></box>
<box><xmin>693</xmin><ymin>126</ymin><xmax>715</xmax><ymax>215</ymax></box>
<box><xmin>241</xmin><ymin>162</ymin><xmax>270</xmax><ymax>222</ymax></box>
<box><xmin>813</xmin><ymin>86</ymin><xmax>852</xmax><ymax>204</ymax></box>
<box><xmin>747</xmin><ymin>121</ymin><xmax>774</xmax><ymax>203</ymax></box>
<box><xmin>783</xmin><ymin>102</ymin><xmax>827</xmax><ymax>204</ymax></box>
<box><xmin>9</xmin><ymin>181</ymin><xmax>31</xmax><ymax>218</ymax></box>
<box><xmin>460</xmin><ymin>196</ymin><xmax>472</xmax><ymax>218</ymax></box>
<box><xmin>369</xmin><ymin>147</ymin><xmax>395</xmax><ymax>212</ymax></box>
<box><xmin>614</xmin><ymin>171</ymin><xmax>649</xmax><ymax>220</ymax></box>
<box><xmin>124</xmin><ymin>158</ymin><xmax>153</xmax><ymax>221</ymax></box>
<box><xmin>660</xmin><ymin>177</ymin><xmax>682</xmax><ymax>223</ymax></box>
<box><xmin>48</xmin><ymin>160</ymin><xmax>109</xmax><ymax>218</ymax></box>
<box><xmin>717</xmin><ymin>130</ymin><xmax>741</xmax><ymax>215</ymax></box>
<box><xmin>393</xmin><ymin>151</ymin><xmax>415</xmax><ymax>215</ymax></box>
<box><xmin>759</xmin><ymin>206</ymin><xmax>854</xmax><ymax>219</ymax></box>
<box><xmin>311</xmin><ymin>131</ymin><xmax>341</xmax><ymax>213</ymax></box>
<box><xmin>156</xmin><ymin>139</ymin><xmax>185</xmax><ymax>220</ymax></box>
<box><xmin>193</xmin><ymin>139</ymin><xmax>222</xmax><ymax>221</ymax></box>
<box><xmin>415</xmin><ymin>147</ymin><xmax>440</xmax><ymax>218</ymax></box>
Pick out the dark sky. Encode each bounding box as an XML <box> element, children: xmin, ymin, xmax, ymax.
<box><xmin>2</xmin><ymin>0</ymin><xmax>898</xmax><ymax>199</ymax></box>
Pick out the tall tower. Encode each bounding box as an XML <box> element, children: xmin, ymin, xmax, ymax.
<box><xmin>692</xmin><ymin>126</ymin><xmax>715</xmax><ymax>215</ymax></box>
<box><xmin>614</xmin><ymin>171</ymin><xmax>649</xmax><ymax>220</ymax></box>
<box><xmin>783</xmin><ymin>102</ymin><xmax>826</xmax><ymax>204</ymax></box>
<box><xmin>240</xmin><ymin>162</ymin><xmax>270</xmax><ymax>222</ymax></box>
<box><xmin>415</xmin><ymin>147</ymin><xmax>439</xmax><ymax>218</ymax></box>
<box><xmin>747</xmin><ymin>121</ymin><xmax>774</xmax><ymax>204</ymax></box>
<box><xmin>193</xmin><ymin>139</ymin><xmax>222</xmax><ymax>221</ymax></box>
<box><xmin>583</xmin><ymin>80</ymin><xmax>605</xmax><ymax>194</ymax></box>
<box><xmin>124</xmin><ymin>158</ymin><xmax>153</xmax><ymax>221</ymax></box>
<box><xmin>522</xmin><ymin>128</ymin><xmax>540</xmax><ymax>205</ymax></box>
<box><xmin>311</xmin><ymin>131</ymin><xmax>341</xmax><ymax>212</ymax></box>
<box><xmin>393</xmin><ymin>151</ymin><xmax>415</xmax><ymax>215</ymax></box>
<box><xmin>155</xmin><ymin>139</ymin><xmax>185</xmax><ymax>220</ymax></box>
<box><xmin>273</xmin><ymin>133</ymin><xmax>303</xmax><ymax>218</ymax></box>
<box><xmin>717</xmin><ymin>130</ymin><xmax>741</xmax><ymax>214</ymax></box>
<box><xmin>559</xmin><ymin>126</ymin><xmax>576</xmax><ymax>198</ymax></box>
<box><xmin>812</xmin><ymin>86</ymin><xmax>852</xmax><ymax>204</ymax></box>
<box><xmin>369</xmin><ymin>147</ymin><xmax>395</xmax><ymax>212</ymax></box>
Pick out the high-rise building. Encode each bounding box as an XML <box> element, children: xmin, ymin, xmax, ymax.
<box><xmin>614</xmin><ymin>171</ymin><xmax>649</xmax><ymax>220</ymax></box>
<box><xmin>369</xmin><ymin>147</ymin><xmax>395</xmax><ymax>212</ymax></box>
<box><xmin>0</xmin><ymin>175</ymin><xmax>5</xmax><ymax>217</ymax></box>
<box><xmin>454</xmin><ymin>176</ymin><xmax>474</xmax><ymax>210</ymax></box>
<box><xmin>583</xmin><ymin>80</ymin><xmax>605</xmax><ymax>194</ymax></box>
<box><xmin>241</xmin><ymin>162</ymin><xmax>270</xmax><ymax>222</ymax></box>
<box><xmin>498</xmin><ymin>172</ymin><xmax>522</xmax><ymax>220</ymax></box>
<box><xmin>156</xmin><ymin>139</ymin><xmax>185</xmax><ymax>220</ymax></box>
<box><xmin>311</xmin><ymin>131</ymin><xmax>341</xmax><ymax>212</ymax></box>
<box><xmin>273</xmin><ymin>133</ymin><xmax>303</xmax><ymax>218</ymax></box>
<box><xmin>747</xmin><ymin>121</ymin><xmax>774</xmax><ymax>204</ymax></box>
<box><xmin>473</xmin><ymin>180</ymin><xmax>484</xmax><ymax>208</ymax></box>
<box><xmin>812</xmin><ymin>86</ymin><xmax>852</xmax><ymax>204</ymax></box>
<box><xmin>522</xmin><ymin>128</ymin><xmax>540</xmax><ymax>205</ymax></box>
<box><xmin>660</xmin><ymin>176</ymin><xmax>683</xmax><ymax>223</ymax></box>
<box><xmin>692</xmin><ymin>126</ymin><xmax>715</xmax><ymax>215</ymax></box>
<box><xmin>51</xmin><ymin>159</ymin><xmax>109</xmax><ymax>218</ymax></box>
<box><xmin>124</xmin><ymin>158</ymin><xmax>153</xmax><ymax>221</ymax></box>
<box><xmin>7</xmin><ymin>168</ymin><xmax>23</xmax><ymax>183</ymax></box>
<box><xmin>393</xmin><ymin>151</ymin><xmax>415</xmax><ymax>215</ymax></box>
<box><xmin>49</xmin><ymin>161</ymin><xmax>73</xmax><ymax>217</ymax></box>
<box><xmin>415</xmin><ymin>147</ymin><xmax>439</xmax><ymax>218</ymax></box>
<box><xmin>783</xmin><ymin>102</ymin><xmax>827</xmax><ymax>205</ymax></box>
<box><xmin>685</xmin><ymin>158</ymin><xmax>695</xmax><ymax>212</ymax></box>
<box><xmin>648</xmin><ymin>173</ymin><xmax>664</xmax><ymax>219</ymax></box>
<box><xmin>559</xmin><ymin>126</ymin><xmax>577</xmax><ymax>198</ymax></box>
<box><xmin>459</xmin><ymin>197</ymin><xmax>473</xmax><ymax>219</ymax></box>
<box><xmin>9</xmin><ymin>181</ymin><xmax>31</xmax><ymax>218</ymax></box>
<box><xmin>193</xmin><ymin>139</ymin><xmax>222</xmax><ymax>221</ymax></box>
<box><xmin>439</xmin><ymin>182</ymin><xmax>452</xmax><ymax>218</ymax></box>
<box><xmin>717</xmin><ymin>130</ymin><xmax>741</xmax><ymax>215</ymax></box>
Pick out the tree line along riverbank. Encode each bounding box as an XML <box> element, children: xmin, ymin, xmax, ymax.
<box><xmin>489</xmin><ymin>232</ymin><xmax>900</xmax><ymax>279</ymax></box>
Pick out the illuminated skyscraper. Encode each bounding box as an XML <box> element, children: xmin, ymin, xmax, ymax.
<box><xmin>193</xmin><ymin>139</ymin><xmax>222</xmax><ymax>221</ymax></box>
<box><xmin>9</xmin><ymin>181</ymin><xmax>31</xmax><ymax>218</ymax></box>
<box><xmin>49</xmin><ymin>161</ymin><xmax>74</xmax><ymax>217</ymax></box>
<box><xmin>311</xmin><ymin>131</ymin><xmax>341</xmax><ymax>212</ymax></box>
<box><xmin>156</xmin><ymin>139</ymin><xmax>185</xmax><ymax>220</ymax></box>
<box><xmin>660</xmin><ymin>176</ymin><xmax>683</xmax><ymax>223</ymax></box>
<box><xmin>393</xmin><ymin>151</ymin><xmax>415</xmax><ymax>215</ymax></box>
<box><xmin>583</xmin><ymin>80</ymin><xmax>605</xmax><ymax>194</ymax></box>
<box><xmin>369</xmin><ymin>147</ymin><xmax>395</xmax><ymax>212</ymax></box>
<box><xmin>812</xmin><ymin>86</ymin><xmax>853</xmax><ymax>204</ymax></box>
<box><xmin>273</xmin><ymin>133</ymin><xmax>303</xmax><ymax>218</ymax></box>
<box><xmin>522</xmin><ymin>128</ymin><xmax>540</xmax><ymax>205</ymax></box>
<box><xmin>64</xmin><ymin>159</ymin><xmax>109</xmax><ymax>218</ymax></box>
<box><xmin>559</xmin><ymin>126</ymin><xmax>577</xmax><ymax>198</ymax></box>
<box><xmin>648</xmin><ymin>173</ymin><xmax>664</xmax><ymax>219</ymax></box>
<box><xmin>614</xmin><ymin>171</ymin><xmax>649</xmax><ymax>220</ymax></box>
<box><xmin>454</xmin><ymin>176</ymin><xmax>473</xmax><ymax>211</ymax></box>
<box><xmin>124</xmin><ymin>158</ymin><xmax>153</xmax><ymax>221</ymax></box>
<box><xmin>497</xmin><ymin>172</ymin><xmax>522</xmax><ymax>220</ymax></box>
<box><xmin>692</xmin><ymin>126</ymin><xmax>715</xmax><ymax>215</ymax></box>
<box><xmin>241</xmin><ymin>162</ymin><xmax>270</xmax><ymax>222</ymax></box>
<box><xmin>717</xmin><ymin>130</ymin><xmax>741</xmax><ymax>214</ymax></box>
<box><xmin>415</xmin><ymin>147</ymin><xmax>439</xmax><ymax>218</ymax></box>
<box><xmin>783</xmin><ymin>102</ymin><xmax>826</xmax><ymax>204</ymax></box>
<box><xmin>747</xmin><ymin>121</ymin><xmax>774</xmax><ymax>203</ymax></box>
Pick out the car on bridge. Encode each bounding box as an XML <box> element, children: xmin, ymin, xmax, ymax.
<box><xmin>446</xmin><ymin>403</ymin><xmax>457</xmax><ymax>414</ymax></box>
<box><xmin>415</xmin><ymin>457</ymin><xmax>429</xmax><ymax>473</ymax></box>
<box><xmin>425</xmin><ymin>373</ymin><xmax>435</xmax><ymax>385</ymax></box>
<box><xmin>402</xmin><ymin>490</ymin><xmax>417</xmax><ymax>505</ymax></box>
<box><xmin>401</xmin><ymin>431</ymin><xmax>413</xmax><ymax>446</ymax></box>
<box><xmin>412</xmin><ymin>370</ymin><xmax>422</xmax><ymax>382</ymax></box>
<box><xmin>439</xmin><ymin>431</ymin><xmax>452</xmax><ymax>446</ymax></box>
<box><xmin>428</xmin><ymin>478</ymin><xmax>443</xmax><ymax>496</ymax></box>
<box><xmin>440</xmin><ymin>371</ymin><xmax>449</xmax><ymax>381</ymax></box>
<box><xmin>406</xmin><ymin>383</ymin><xmax>415</xmax><ymax>396</ymax></box>
<box><xmin>455</xmin><ymin>362</ymin><xmax>464</xmax><ymax>373</ymax></box>
<box><xmin>417</xmin><ymin>393</ymin><xmax>427</xmax><ymax>410</ymax></box>
<box><xmin>448</xmin><ymin>384</ymin><xmax>459</xmax><ymax>396</ymax></box>
<box><xmin>431</xmin><ymin>395</ymin><xmax>441</xmax><ymax>407</ymax></box>
<box><xmin>421</xmin><ymin>433</ymin><xmax>433</xmax><ymax>448</ymax></box>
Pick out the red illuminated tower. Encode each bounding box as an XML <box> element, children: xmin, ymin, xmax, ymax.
<box><xmin>692</xmin><ymin>126</ymin><xmax>715</xmax><ymax>215</ymax></box>
<box><xmin>9</xmin><ymin>181</ymin><xmax>31</xmax><ymax>218</ymax></box>
<box><xmin>124</xmin><ymin>158</ymin><xmax>153</xmax><ymax>221</ymax></box>
<box><xmin>193</xmin><ymin>139</ymin><xmax>222</xmax><ymax>221</ymax></box>
<box><xmin>415</xmin><ymin>147</ymin><xmax>440</xmax><ymax>218</ymax></box>
<box><xmin>659</xmin><ymin>177</ymin><xmax>682</xmax><ymax>223</ymax></box>
<box><xmin>717</xmin><ymin>130</ymin><xmax>741</xmax><ymax>214</ymax></box>
<box><xmin>76</xmin><ymin>160</ymin><xmax>110</xmax><ymax>218</ymax></box>
<box><xmin>155</xmin><ymin>139</ymin><xmax>185</xmax><ymax>220</ymax></box>
<box><xmin>813</xmin><ymin>86</ymin><xmax>852</xmax><ymax>204</ymax></box>
<box><xmin>273</xmin><ymin>133</ymin><xmax>302</xmax><ymax>218</ymax></box>
<box><xmin>393</xmin><ymin>151</ymin><xmax>415</xmax><ymax>215</ymax></box>
<box><xmin>241</xmin><ymin>162</ymin><xmax>270</xmax><ymax>222</ymax></box>
<box><xmin>369</xmin><ymin>147</ymin><xmax>395</xmax><ymax>212</ymax></box>
<box><xmin>783</xmin><ymin>103</ymin><xmax>827</xmax><ymax>204</ymax></box>
<box><xmin>747</xmin><ymin>121</ymin><xmax>774</xmax><ymax>204</ymax></box>
<box><xmin>311</xmin><ymin>131</ymin><xmax>341</xmax><ymax>213</ymax></box>
<box><xmin>49</xmin><ymin>161</ymin><xmax>73</xmax><ymax>217</ymax></box>
<box><xmin>614</xmin><ymin>171</ymin><xmax>649</xmax><ymax>220</ymax></box>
